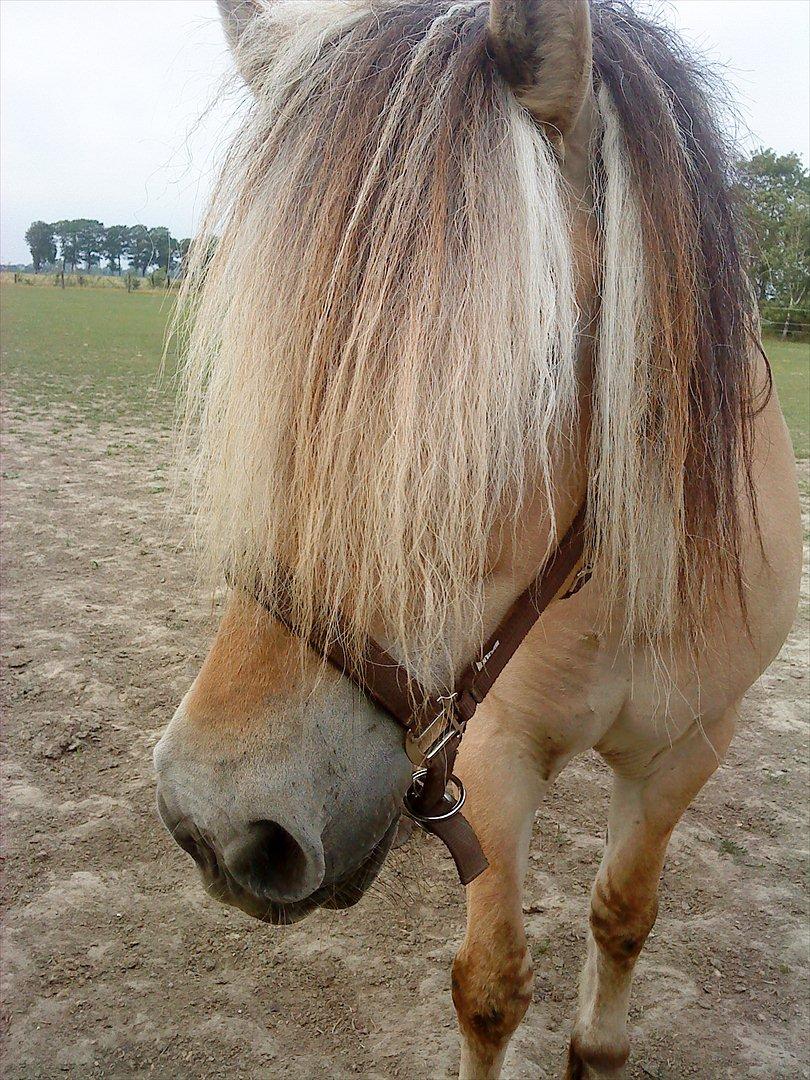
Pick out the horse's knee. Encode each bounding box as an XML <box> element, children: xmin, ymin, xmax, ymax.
<box><xmin>568</xmin><ymin>871</ymin><xmax>659</xmax><ymax>1075</ymax></box>
<box><xmin>452</xmin><ymin>930</ymin><xmax>533</xmax><ymax>1065</ymax></box>
<box><xmin>589</xmin><ymin>871</ymin><xmax>658</xmax><ymax>969</ymax></box>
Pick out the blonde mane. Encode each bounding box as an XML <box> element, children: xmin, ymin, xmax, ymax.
<box><xmin>177</xmin><ymin>0</ymin><xmax>759</xmax><ymax>687</ymax></box>
<box><xmin>178</xmin><ymin>0</ymin><xmax>577</xmax><ymax>686</ymax></box>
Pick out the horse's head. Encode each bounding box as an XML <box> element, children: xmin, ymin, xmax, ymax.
<box><xmin>155</xmin><ymin>0</ymin><xmax>596</xmax><ymax>923</ymax></box>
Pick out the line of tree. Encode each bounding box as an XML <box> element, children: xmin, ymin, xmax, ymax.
<box><xmin>24</xmin><ymin>220</ymin><xmax>191</xmax><ymax>278</ymax></box>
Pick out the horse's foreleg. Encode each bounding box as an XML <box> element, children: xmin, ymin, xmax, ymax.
<box><xmin>454</xmin><ymin>865</ymin><xmax>533</xmax><ymax>1080</ymax></box>
<box><xmin>566</xmin><ymin>709</ymin><xmax>736</xmax><ymax>1078</ymax></box>
<box><xmin>452</xmin><ymin>725</ymin><xmax>543</xmax><ymax>1080</ymax></box>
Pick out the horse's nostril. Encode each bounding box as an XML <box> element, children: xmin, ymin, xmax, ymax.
<box><xmin>225</xmin><ymin>819</ymin><xmax>324</xmax><ymax>904</ymax></box>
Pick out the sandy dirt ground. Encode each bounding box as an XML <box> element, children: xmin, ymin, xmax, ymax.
<box><xmin>1</xmin><ymin>395</ymin><xmax>808</xmax><ymax>1080</ymax></box>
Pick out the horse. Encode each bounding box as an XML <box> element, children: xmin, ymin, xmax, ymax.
<box><xmin>154</xmin><ymin>1</ymin><xmax>802</xmax><ymax>1076</ymax></box>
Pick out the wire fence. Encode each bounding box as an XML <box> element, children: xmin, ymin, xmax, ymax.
<box><xmin>761</xmin><ymin>314</ymin><xmax>810</xmax><ymax>342</ymax></box>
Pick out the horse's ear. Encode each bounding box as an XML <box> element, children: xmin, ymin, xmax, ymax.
<box><xmin>218</xmin><ymin>0</ymin><xmax>267</xmax><ymax>85</ymax></box>
<box><xmin>489</xmin><ymin>0</ymin><xmax>592</xmax><ymax>137</ymax></box>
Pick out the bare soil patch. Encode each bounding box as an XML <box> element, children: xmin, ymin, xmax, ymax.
<box><xmin>1</xmin><ymin>396</ymin><xmax>808</xmax><ymax>1079</ymax></box>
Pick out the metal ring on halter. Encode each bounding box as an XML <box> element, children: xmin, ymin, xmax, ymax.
<box><xmin>402</xmin><ymin>770</ymin><xmax>467</xmax><ymax>823</ymax></box>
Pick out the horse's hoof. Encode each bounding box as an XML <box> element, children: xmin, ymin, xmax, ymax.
<box><xmin>565</xmin><ymin>1041</ymin><xmax>588</xmax><ymax>1080</ymax></box>
<box><xmin>565</xmin><ymin>1037</ymin><xmax>628</xmax><ymax>1079</ymax></box>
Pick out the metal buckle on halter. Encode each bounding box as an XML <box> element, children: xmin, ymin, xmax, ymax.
<box><xmin>402</xmin><ymin>770</ymin><xmax>467</xmax><ymax>823</ymax></box>
<box><xmin>402</xmin><ymin>694</ymin><xmax>468</xmax><ymax>825</ymax></box>
<box><xmin>404</xmin><ymin>693</ymin><xmax>465</xmax><ymax>767</ymax></box>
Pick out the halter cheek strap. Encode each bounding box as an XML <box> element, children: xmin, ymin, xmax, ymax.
<box><xmin>253</xmin><ymin>503</ymin><xmax>590</xmax><ymax>886</ymax></box>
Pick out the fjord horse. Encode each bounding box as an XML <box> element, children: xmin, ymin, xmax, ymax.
<box><xmin>155</xmin><ymin>1</ymin><xmax>801</xmax><ymax>1075</ymax></box>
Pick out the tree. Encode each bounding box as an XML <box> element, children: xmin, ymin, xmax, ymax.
<box><xmin>148</xmin><ymin>226</ymin><xmax>174</xmax><ymax>276</ymax></box>
<box><xmin>74</xmin><ymin>219</ymin><xmax>105</xmax><ymax>271</ymax></box>
<box><xmin>176</xmin><ymin>238</ymin><xmax>192</xmax><ymax>278</ymax></box>
<box><xmin>736</xmin><ymin>149</ymin><xmax>810</xmax><ymax>314</ymax></box>
<box><xmin>53</xmin><ymin>219</ymin><xmax>80</xmax><ymax>271</ymax></box>
<box><xmin>103</xmin><ymin>225</ymin><xmax>130</xmax><ymax>274</ymax></box>
<box><xmin>24</xmin><ymin>221</ymin><xmax>56</xmax><ymax>273</ymax></box>
<box><xmin>126</xmin><ymin>224</ymin><xmax>154</xmax><ymax>276</ymax></box>
<box><xmin>776</xmin><ymin>198</ymin><xmax>810</xmax><ymax>315</ymax></box>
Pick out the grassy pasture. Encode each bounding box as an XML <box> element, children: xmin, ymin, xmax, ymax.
<box><xmin>766</xmin><ymin>335</ymin><xmax>810</xmax><ymax>459</ymax></box>
<box><xmin>1</xmin><ymin>282</ymin><xmax>808</xmax><ymax>454</ymax></box>
<box><xmin>0</xmin><ymin>281</ymin><xmax>176</xmax><ymax>422</ymax></box>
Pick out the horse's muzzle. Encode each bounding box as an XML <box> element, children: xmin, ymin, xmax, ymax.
<box><xmin>157</xmin><ymin>788</ymin><xmax>398</xmax><ymax>923</ymax></box>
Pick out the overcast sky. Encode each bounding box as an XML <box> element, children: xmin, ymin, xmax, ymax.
<box><xmin>1</xmin><ymin>0</ymin><xmax>808</xmax><ymax>264</ymax></box>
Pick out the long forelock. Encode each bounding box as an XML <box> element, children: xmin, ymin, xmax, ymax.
<box><xmin>178</xmin><ymin>0</ymin><xmax>578</xmax><ymax>688</ymax></box>
<box><xmin>178</xmin><ymin>0</ymin><xmax>761</xmax><ymax>684</ymax></box>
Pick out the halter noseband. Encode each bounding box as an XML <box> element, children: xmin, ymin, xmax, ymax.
<box><xmin>251</xmin><ymin>503</ymin><xmax>590</xmax><ymax>886</ymax></box>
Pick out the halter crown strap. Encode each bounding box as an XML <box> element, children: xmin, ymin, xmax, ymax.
<box><xmin>254</xmin><ymin>503</ymin><xmax>590</xmax><ymax>886</ymax></box>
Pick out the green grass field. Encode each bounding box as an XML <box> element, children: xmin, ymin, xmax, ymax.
<box><xmin>1</xmin><ymin>284</ymin><xmax>808</xmax><ymax>455</ymax></box>
<box><xmin>765</xmin><ymin>336</ymin><xmax>810</xmax><ymax>459</ymax></box>
<box><xmin>0</xmin><ymin>283</ymin><xmax>177</xmax><ymax>422</ymax></box>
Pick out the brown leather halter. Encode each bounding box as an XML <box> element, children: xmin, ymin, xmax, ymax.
<box><xmin>254</xmin><ymin>504</ymin><xmax>589</xmax><ymax>886</ymax></box>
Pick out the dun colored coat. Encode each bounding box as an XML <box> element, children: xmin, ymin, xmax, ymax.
<box><xmin>155</xmin><ymin>3</ymin><xmax>802</xmax><ymax>1076</ymax></box>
